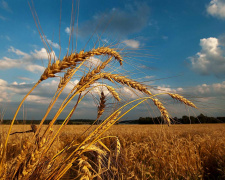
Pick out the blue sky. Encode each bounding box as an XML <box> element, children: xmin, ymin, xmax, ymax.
<box><xmin>0</xmin><ymin>0</ymin><xmax>225</xmax><ymax>120</ymax></box>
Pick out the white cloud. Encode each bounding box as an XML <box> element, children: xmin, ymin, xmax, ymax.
<box><xmin>31</xmin><ymin>48</ymin><xmax>56</xmax><ymax>60</ymax></box>
<box><xmin>0</xmin><ymin>79</ymin><xmax>10</xmax><ymax>102</ymax></box>
<box><xmin>25</xmin><ymin>64</ymin><xmax>45</xmax><ymax>73</ymax></box>
<box><xmin>195</xmin><ymin>81</ymin><xmax>225</xmax><ymax>96</ymax></box>
<box><xmin>0</xmin><ymin>57</ymin><xmax>23</xmax><ymax>68</ymax></box>
<box><xmin>189</xmin><ymin>37</ymin><xmax>225</xmax><ymax>77</ymax></box>
<box><xmin>47</xmin><ymin>39</ymin><xmax>60</xmax><ymax>49</ymax></box>
<box><xmin>149</xmin><ymin>85</ymin><xmax>184</xmax><ymax>98</ymax></box>
<box><xmin>26</xmin><ymin>95</ymin><xmax>51</xmax><ymax>104</ymax></box>
<box><xmin>0</xmin><ymin>47</ymin><xmax>56</xmax><ymax>73</ymax></box>
<box><xmin>86</xmin><ymin>57</ymin><xmax>102</xmax><ymax>68</ymax></box>
<box><xmin>0</xmin><ymin>79</ymin><xmax>8</xmax><ymax>86</ymax></box>
<box><xmin>65</xmin><ymin>27</ymin><xmax>71</xmax><ymax>35</ymax></box>
<box><xmin>12</xmin><ymin>81</ymin><xmax>18</xmax><ymax>85</ymax></box>
<box><xmin>8</xmin><ymin>46</ymin><xmax>30</xmax><ymax>58</ymax></box>
<box><xmin>123</xmin><ymin>39</ymin><xmax>140</xmax><ymax>49</ymax></box>
<box><xmin>207</xmin><ymin>0</ymin><xmax>225</xmax><ymax>19</ymax></box>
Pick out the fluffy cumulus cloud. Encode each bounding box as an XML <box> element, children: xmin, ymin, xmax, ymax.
<box><xmin>207</xmin><ymin>0</ymin><xmax>225</xmax><ymax>19</ymax></box>
<box><xmin>189</xmin><ymin>37</ymin><xmax>225</xmax><ymax>77</ymax></box>
<box><xmin>195</xmin><ymin>81</ymin><xmax>225</xmax><ymax>97</ymax></box>
<box><xmin>31</xmin><ymin>48</ymin><xmax>56</xmax><ymax>60</ymax></box>
<box><xmin>0</xmin><ymin>46</ymin><xmax>56</xmax><ymax>73</ymax></box>
<box><xmin>123</xmin><ymin>39</ymin><xmax>140</xmax><ymax>49</ymax></box>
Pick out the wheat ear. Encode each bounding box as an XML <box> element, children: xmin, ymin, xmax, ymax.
<box><xmin>101</xmin><ymin>73</ymin><xmax>152</xmax><ymax>95</ymax></box>
<box><xmin>40</xmin><ymin>47</ymin><xmax>123</xmax><ymax>81</ymax></box>
<box><xmin>168</xmin><ymin>93</ymin><xmax>197</xmax><ymax>108</ymax></box>
<box><xmin>78</xmin><ymin>157</ymin><xmax>93</xmax><ymax>180</ymax></box>
<box><xmin>19</xmin><ymin>138</ymin><xmax>46</xmax><ymax>178</ymax></box>
<box><xmin>152</xmin><ymin>98</ymin><xmax>170</xmax><ymax>125</ymax></box>
<box><xmin>97</xmin><ymin>92</ymin><xmax>106</xmax><ymax>120</ymax></box>
<box><xmin>106</xmin><ymin>85</ymin><xmax>121</xmax><ymax>101</ymax></box>
<box><xmin>58</xmin><ymin>67</ymin><xmax>75</xmax><ymax>89</ymax></box>
<box><xmin>116</xmin><ymin>137</ymin><xmax>121</xmax><ymax>162</ymax></box>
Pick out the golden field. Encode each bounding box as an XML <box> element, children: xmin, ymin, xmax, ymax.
<box><xmin>1</xmin><ymin>123</ymin><xmax>225</xmax><ymax>179</ymax></box>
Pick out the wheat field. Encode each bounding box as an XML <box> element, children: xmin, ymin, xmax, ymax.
<box><xmin>1</xmin><ymin>124</ymin><xmax>225</xmax><ymax>179</ymax></box>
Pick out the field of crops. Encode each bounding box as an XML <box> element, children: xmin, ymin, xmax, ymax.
<box><xmin>2</xmin><ymin>123</ymin><xmax>225</xmax><ymax>179</ymax></box>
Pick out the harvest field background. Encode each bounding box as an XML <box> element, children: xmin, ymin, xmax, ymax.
<box><xmin>1</xmin><ymin>124</ymin><xmax>225</xmax><ymax>179</ymax></box>
<box><xmin>1</xmin><ymin>0</ymin><xmax>225</xmax><ymax>179</ymax></box>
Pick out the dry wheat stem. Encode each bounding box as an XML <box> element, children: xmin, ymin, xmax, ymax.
<box><xmin>41</xmin><ymin>94</ymin><xmax>82</xmax><ymax>156</ymax></box>
<box><xmin>34</xmin><ymin>62</ymin><xmax>84</xmax><ymax>140</ymax></box>
<box><xmin>168</xmin><ymin>93</ymin><xmax>197</xmax><ymax>108</ymax></box>
<box><xmin>87</xmin><ymin>111</ymin><xmax>121</xmax><ymax>144</ymax></box>
<box><xmin>85</xmin><ymin>97</ymin><xmax>152</xmax><ymax>147</ymax></box>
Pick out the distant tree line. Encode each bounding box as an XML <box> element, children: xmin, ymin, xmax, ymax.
<box><xmin>137</xmin><ymin>114</ymin><xmax>225</xmax><ymax>124</ymax></box>
<box><xmin>1</xmin><ymin>114</ymin><xmax>225</xmax><ymax>125</ymax></box>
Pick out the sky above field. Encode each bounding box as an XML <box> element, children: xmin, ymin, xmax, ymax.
<box><xmin>0</xmin><ymin>0</ymin><xmax>225</xmax><ymax>120</ymax></box>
